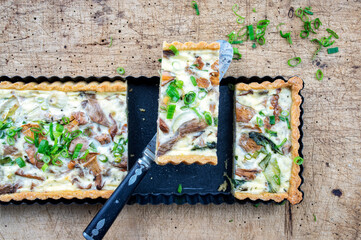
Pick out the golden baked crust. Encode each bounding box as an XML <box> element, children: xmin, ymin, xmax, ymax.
<box><xmin>0</xmin><ymin>80</ymin><xmax>127</xmax><ymax>202</ymax></box>
<box><xmin>0</xmin><ymin>81</ymin><xmax>126</xmax><ymax>92</ymax></box>
<box><xmin>156</xmin><ymin>155</ymin><xmax>217</xmax><ymax>165</ymax></box>
<box><xmin>163</xmin><ymin>41</ymin><xmax>220</xmax><ymax>51</ymax></box>
<box><xmin>234</xmin><ymin>76</ymin><xmax>303</xmax><ymax>204</ymax></box>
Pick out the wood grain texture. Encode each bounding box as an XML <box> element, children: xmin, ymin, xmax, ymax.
<box><xmin>0</xmin><ymin>0</ymin><xmax>360</xmax><ymax>239</ymax></box>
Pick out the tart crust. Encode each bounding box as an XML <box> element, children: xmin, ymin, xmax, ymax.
<box><xmin>0</xmin><ymin>80</ymin><xmax>126</xmax><ymax>202</ymax></box>
<box><xmin>234</xmin><ymin>76</ymin><xmax>303</xmax><ymax>204</ymax></box>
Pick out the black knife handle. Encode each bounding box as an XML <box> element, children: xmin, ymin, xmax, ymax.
<box><xmin>83</xmin><ymin>156</ymin><xmax>152</xmax><ymax>240</ymax></box>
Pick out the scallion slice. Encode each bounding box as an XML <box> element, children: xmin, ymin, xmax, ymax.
<box><xmin>175</xmin><ymin>80</ymin><xmax>184</xmax><ymax>89</ymax></box>
<box><xmin>191</xmin><ymin>1</ymin><xmax>199</xmax><ymax>15</ymax></box>
<box><xmin>281</xmin><ymin>110</ymin><xmax>289</xmax><ymax>117</ymax></box>
<box><xmin>327</xmin><ymin>47</ymin><xmax>339</xmax><ymax>54</ymax></box>
<box><xmin>184</xmin><ymin>91</ymin><xmax>196</xmax><ymax>105</ymax></box>
<box><xmin>247</xmin><ymin>25</ymin><xmax>255</xmax><ymax>40</ymax></box>
<box><xmin>180</xmin><ymin>106</ymin><xmax>189</xmax><ymax>111</ymax></box>
<box><xmin>15</xmin><ymin>157</ymin><xmax>26</xmax><ymax>168</ymax></box>
<box><xmin>166</xmin><ymin>84</ymin><xmax>180</xmax><ymax>102</ymax></box>
<box><xmin>256</xmin><ymin>117</ymin><xmax>264</xmax><ymax>127</ymax></box>
<box><xmin>313</xmin><ymin>18</ymin><xmax>322</xmax><ymax>29</ymax></box>
<box><xmin>287</xmin><ymin>57</ymin><xmax>302</xmax><ymax>67</ymax></box>
<box><xmin>191</xmin><ymin>107</ymin><xmax>203</xmax><ymax>120</ymax></box>
<box><xmin>166</xmin><ymin>105</ymin><xmax>176</xmax><ymax>119</ymax></box>
<box><xmin>259</xmin><ymin>111</ymin><xmax>265</xmax><ymax>117</ymax></box>
<box><xmin>203</xmin><ymin>111</ymin><xmax>212</xmax><ymax>125</ymax></box>
<box><xmin>169</xmin><ymin>45</ymin><xmax>179</xmax><ymax>56</ymax></box>
<box><xmin>293</xmin><ymin>156</ymin><xmax>304</xmax><ymax>165</ymax></box>
<box><xmin>257</xmin><ymin>36</ymin><xmax>265</xmax><ymax>45</ymax></box>
<box><xmin>295</xmin><ymin>8</ymin><xmax>303</xmax><ymax>17</ymax></box>
<box><xmin>316</xmin><ymin>69</ymin><xmax>323</xmax><ymax>81</ymax></box>
<box><xmin>24</xmin><ymin>136</ymin><xmax>34</xmax><ymax>144</ymax></box>
<box><xmin>198</xmin><ymin>89</ymin><xmax>207</xmax><ymax>100</ymax></box>
<box><xmin>326</xmin><ymin>28</ymin><xmax>339</xmax><ymax>39</ymax></box>
<box><xmin>311</xmin><ymin>38</ymin><xmax>323</xmax><ymax>60</ymax></box>
<box><xmin>265</xmin><ymin>128</ymin><xmax>277</xmax><ymax>137</ymax></box>
<box><xmin>233</xmin><ymin>47</ymin><xmax>242</xmax><ymax>60</ymax></box>
<box><xmin>190</xmin><ymin>76</ymin><xmax>197</xmax><ymax>86</ymax></box>
<box><xmin>98</xmin><ymin>154</ymin><xmax>108</xmax><ymax>163</ymax></box>
<box><xmin>300</xmin><ymin>30</ymin><xmax>309</xmax><ymax>39</ymax></box>
<box><xmin>269</xmin><ymin>116</ymin><xmax>275</xmax><ymax>125</ymax></box>
<box><xmin>6</xmin><ymin>136</ymin><xmax>15</xmax><ymax>145</ymax></box>
<box><xmin>286</xmin><ymin>118</ymin><xmax>291</xmax><ymax>129</ymax></box>
<box><xmin>232</xmin><ymin>4</ymin><xmax>245</xmax><ymax>24</ymax></box>
<box><xmin>277</xmin><ymin>138</ymin><xmax>287</xmax><ymax>148</ymax></box>
<box><xmin>116</xmin><ymin>67</ymin><xmax>125</xmax><ymax>75</ymax></box>
<box><xmin>41</xmin><ymin>163</ymin><xmax>49</xmax><ymax>172</ymax></box>
<box><xmin>72</xmin><ymin>143</ymin><xmax>83</xmax><ymax>159</ymax></box>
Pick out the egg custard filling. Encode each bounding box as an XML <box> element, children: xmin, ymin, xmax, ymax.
<box><xmin>0</xmin><ymin>81</ymin><xmax>127</xmax><ymax>202</ymax></box>
<box><xmin>233</xmin><ymin>78</ymin><xmax>303</xmax><ymax>204</ymax></box>
<box><xmin>155</xmin><ymin>42</ymin><xmax>220</xmax><ymax>165</ymax></box>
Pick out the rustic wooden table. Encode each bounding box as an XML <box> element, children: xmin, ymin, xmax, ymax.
<box><xmin>0</xmin><ymin>0</ymin><xmax>360</xmax><ymax>239</ymax></box>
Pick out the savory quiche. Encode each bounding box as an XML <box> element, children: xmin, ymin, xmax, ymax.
<box><xmin>155</xmin><ymin>42</ymin><xmax>220</xmax><ymax>165</ymax></box>
<box><xmin>0</xmin><ymin>81</ymin><xmax>128</xmax><ymax>202</ymax></box>
<box><xmin>233</xmin><ymin>77</ymin><xmax>303</xmax><ymax>204</ymax></box>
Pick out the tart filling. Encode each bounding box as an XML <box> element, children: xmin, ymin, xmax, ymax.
<box><xmin>0</xmin><ymin>81</ymin><xmax>127</xmax><ymax>202</ymax></box>
<box><xmin>156</xmin><ymin>42</ymin><xmax>220</xmax><ymax>165</ymax></box>
<box><xmin>233</xmin><ymin>77</ymin><xmax>303</xmax><ymax>204</ymax></box>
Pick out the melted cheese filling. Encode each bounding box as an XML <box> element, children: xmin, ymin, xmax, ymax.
<box><xmin>157</xmin><ymin>49</ymin><xmax>220</xmax><ymax>157</ymax></box>
<box><xmin>0</xmin><ymin>89</ymin><xmax>127</xmax><ymax>193</ymax></box>
<box><xmin>234</xmin><ymin>88</ymin><xmax>293</xmax><ymax>194</ymax></box>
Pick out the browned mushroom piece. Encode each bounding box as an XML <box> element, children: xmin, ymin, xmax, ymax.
<box><xmin>193</xmin><ymin>56</ymin><xmax>205</xmax><ymax>70</ymax></box>
<box><xmin>25</xmin><ymin>146</ymin><xmax>43</xmax><ymax>169</ymax></box>
<box><xmin>196</xmin><ymin>77</ymin><xmax>210</xmax><ymax>88</ymax></box>
<box><xmin>95</xmin><ymin>134</ymin><xmax>112</xmax><ymax>145</ymax></box>
<box><xmin>108</xmin><ymin>114</ymin><xmax>118</xmax><ymax>140</ymax></box>
<box><xmin>81</xmin><ymin>94</ymin><xmax>110</xmax><ymax>127</ymax></box>
<box><xmin>163</xmin><ymin>50</ymin><xmax>175</xmax><ymax>58</ymax></box>
<box><xmin>238</xmin><ymin>133</ymin><xmax>262</xmax><ymax>153</ymax></box>
<box><xmin>158</xmin><ymin>118</ymin><xmax>169</xmax><ymax>133</ymax></box>
<box><xmin>0</xmin><ymin>184</ymin><xmax>19</xmax><ymax>195</ymax></box>
<box><xmin>64</xmin><ymin>119</ymin><xmax>79</xmax><ymax>132</ymax></box>
<box><xmin>15</xmin><ymin>169</ymin><xmax>44</xmax><ymax>181</ymax></box>
<box><xmin>83</xmin><ymin>154</ymin><xmax>101</xmax><ymax>176</ymax></box>
<box><xmin>95</xmin><ymin>174</ymin><xmax>104</xmax><ymax>190</ymax></box>
<box><xmin>270</xmin><ymin>88</ymin><xmax>282</xmax><ymax>121</ymax></box>
<box><xmin>236</xmin><ymin>102</ymin><xmax>255</xmax><ymax>123</ymax></box>
<box><xmin>110</xmin><ymin>156</ymin><xmax>128</xmax><ymax>169</ymax></box>
<box><xmin>21</xmin><ymin>123</ymin><xmax>46</xmax><ymax>142</ymax></box>
<box><xmin>3</xmin><ymin>145</ymin><xmax>18</xmax><ymax>156</ymax></box>
<box><xmin>235</xmin><ymin>168</ymin><xmax>261</xmax><ymax>180</ymax></box>
<box><xmin>161</xmin><ymin>71</ymin><xmax>176</xmax><ymax>86</ymax></box>
<box><xmin>70</xmin><ymin>111</ymin><xmax>88</xmax><ymax>125</ymax></box>
<box><xmin>209</xmin><ymin>71</ymin><xmax>219</xmax><ymax>86</ymax></box>
<box><xmin>238</xmin><ymin>90</ymin><xmax>254</xmax><ymax>96</ymax></box>
<box><xmin>211</xmin><ymin>60</ymin><xmax>219</xmax><ymax>71</ymax></box>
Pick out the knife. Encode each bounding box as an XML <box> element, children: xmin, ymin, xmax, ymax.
<box><xmin>83</xmin><ymin>40</ymin><xmax>233</xmax><ymax>240</ymax></box>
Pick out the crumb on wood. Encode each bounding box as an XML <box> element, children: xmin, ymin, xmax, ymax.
<box><xmin>139</xmin><ymin>108</ymin><xmax>146</xmax><ymax>112</ymax></box>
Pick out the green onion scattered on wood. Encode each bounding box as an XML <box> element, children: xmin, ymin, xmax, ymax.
<box><xmin>300</xmin><ymin>30</ymin><xmax>309</xmax><ymax>39</ymax></box>
<box><xmin>313</xmin><ymin>18</ymin><xmax>322</xmax><ymax>29</ymax></box>
<box><xmin>316</xmin><ymin>69</ymin><xmax>323</xmax><ymax>81</ymax></box>
<box><xmin>169</xmin><ymin>45</ymin><xmax>179</xmax><ymax>56</ymax></box>
<box><xmin>191</xmin><ymin>1</ymin><xmax>199</xmax><ymax>15</ymax></box>
<box><xmin>287</xmin><ymin>57</ymin><xmax>302</xmax><ymax>67</ymax></box>
<box><xmin>326</xmin><ymin>28</ymin><xmax>339</xmax><ymax>39</ymax></box>
<box><xmin>116</xmin><ymin>67</ymin><xmax>125</xmax><ymax>75</ymax></box>
<box><xmin>232</xmin><ymin>4</ymin><xmax>245</xmax><ymax>24</ymax></box>
<box><xmin>232</xmin><ymin>47</ymin><xmax>242</xmax><ymax>60</ymax></box>
<box><xmin>295</xmin><ymin>8</ymin><xmax>303</xmax><ymax>17</ymax></box>
<box><xmin>108</xmin><ymin>37</ymin><xmax>113</xmax><ymax>48</ymax></box>
<box><xmin>247</xmin><ymin>25</ymin><xmax>255</xmax><ymax>40</ymax></box>
<box><xmin>293</xmin><ymin>156</ymin><xmax>304</xmax><ymax>165</ymax></box>
<box><xmin>327</xmin><ymin>47</ymin><xmax>339</xmax><ymax>54</ymax></box>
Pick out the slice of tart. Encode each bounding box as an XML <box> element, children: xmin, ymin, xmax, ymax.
<box><xmin>155</xmin><ymin>41</ymin><xmax>220</xmax><ymax>165</ymax></box>
<box><xmin>233</xmin><ymin>77</ymin><xmax>303</xmax><ymax>204</ymax></box>
<box><xmin>0</xmin><ymin>81</ymin><xmax>128</xmax><ymax>202</ymax></box>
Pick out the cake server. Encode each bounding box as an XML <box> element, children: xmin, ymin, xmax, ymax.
<box><xmin>83</xmin><ymin>40</ymin><xmax>233</xmax><ymax>240</ymax></box>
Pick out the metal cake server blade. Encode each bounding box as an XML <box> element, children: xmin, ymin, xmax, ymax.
<box><xmin>83</xmin><ymin>40</ymin><xmax>233</xmax><ymax>240</ymax></box>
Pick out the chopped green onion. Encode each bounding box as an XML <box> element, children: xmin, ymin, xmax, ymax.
<box><xmin>169</xmin><ymin>45</ymin><xmax>179</xmax><ymax>56</ymax></box>
<box><xmin>62</xmin><ymin>116</ymin><xmax>70</xmax><ymax>125</ymax></box>
<box><xmin>108</xmin><ymin>37</ymin><xmax>113</xmax><ymax>48</ymax></box>
<box><xmin>301</xmin><ymin>13</ymin><xmax>309</xmax><ymax>22</ymax></box>
<box><xmin>257</xmin><ymin>36</ymin><xmax>265</xmax><ymax>45</ymax></box>
<box><xmin>38</xmin><ymin>140</ymin><xmax>49</xmax><ymax>154</ymax></box>
<box><xmin>231</xmin><ymin>40</ymin><xmax>243</xmax><ymax>44</ymax></box>
<box><xmin>327</xmin><ymin>47</ymin><xmax>339</xmax><ymax>54</ymax></box>
<box><xmin>55</xmin><ymin>123</ymin><xmax>64</xmax><ymax>133</ymax></box>
<box><xmin>311</xmin><ymin>38</ymin><xmax>322</xmax><ymax>60</ymax></box>
<box><xmin>180</xmin><ymin>106</ymin><xmax>189</xmax><ymax>111</ymax></box>
<box><xmin>191</xmin><ymin>107</ymin><xmax>203</xmax><ymax>120</ymax></box>
<box><xmin>244</xmin><ymin>153</ymin><xmax>252</xmax><ymax>160</ymax></box>
<box><xmin>252</xmin><ymin>43</ymin><xmax>257</xmax><ymax>48</ymax></box>
<box><xmin>116</xmin><ymin>67</ymin><xmax>125</xmax><ymax>75</ymax></box>
<box><xmin>175</xmin><ymin>80</ymin><xmax>184</xmax><ymax>89</ymax></box>
<box><xmin>252</xmin><ymin>8</ymin><xmax>256</xmax><ymax>13</ymax></box>
<box><xmin>41</xmin><ymin>104</ymin><xmax>49</xmax><ymax>110</ymax></box>
<box><xmin>158</xmin><ymin>58</ymin><xmax>162</xmax><ymax>63</ymax></box>
<box><xmin>42</xmin><ymin>155</ymin><xmax>51</xmax><ymax>164</ymax></box>
<box><xmin>72</xmin><ymin>143</ymin><xmax>83</xmax><ymax>159</ymax></box>
<box><xmin>41</xmin><ymin>163</ymin><xmax>49</xmax><ymax>172</ymax></box>
<box><xmin>293</xmin><ymin>156</ymin><xmax>304</xmax><ymax>165</ymax></box>
<box><xmin>259</xmin><ymin>111</ymin><xmax>265</xmax><ymax>117</ymax></box>
<box><xmin>52</xmin><ymin>158</ymin><xmax>63</xmax><ymax>166</ymax></box>
<box><xmin>80</xmin><ymin>149</ymin><xmax>90</xmax><ymax>160</ymax></box>
<box><xmin>198</xmin><ymin>89</ymin><xmax>208</xmax><ymax>100</ymax></box>
<box><xmin>326</xmin><ymin>28</ymin><xmax>339</xmax><ymax>39</ymax></box>
<box><xmin>276</xmin><ymin>23</ymin><xmax>285</xmax><ymax>31</ymax></box>
<box><xmin>190</xmin><ymin>76</ymin><xmax>197</xmax><ymax>86</ymax></box>
<box><xmin>237</xmin><ymin>26</ymin><xmax>248</xmax><ymax>41</ymax></box>
<box><xmin>203</xmin><ymin>111</ymin><xmax>212</xmax><ymax>125</ymax></box>
<box><xmin>313</xmin><ymin>213</ymin><xmax>317</xmax><ymax>222</ymax></box>
<box><xmin>277</xmin><ymin>138</ymin><xmax>288</xmax><ymax>148</ymax></box>
<box><xmin>98</xmin><ymin>154</ymin><xmax>108</xmax><ymax>163</ymax></box>
<box><xmin>269</xmin><ymin>116</ymin><xmax>275</xmax><ymax>125</ymax></box>
<box><xmin>227</xmin><ymin>31</ymin><xmax>237</xmax><ymax>44</ymax></box>
<box><xmin>304</xmin><ymin>9</ymin><xmax>313</xmax><ymax>15</ymax></box>
<box><xmin>265</xmin><ymin>128</ymin><xmax>277</xmax><ymax>137</ymax></box>
<box><xmin>15</xmin><ymin>157</ymin><xmax>26</xmax><ymax>168</ymax></box>
<box><xmin>316</xmin><ymin>69</ymin><xmax>323</xmax><ymax>81</ymax></box>
<box><xmin>160</xmin><ymin>106</ymin><xmax>167</xmax><ymax>112</ymax></box>
<box><xmin>6</xmin><ymin>137</ymin><xmax>15</xmax><ymax>145</ymax></box>
<box><xmin>286</xmin><ymin>118</ymin><xmax>291</xmax><ymax>129</ymax></box>
<box><xmin>49</xmin><ymin>122</ymin><xmax>54</xmax><ymax>141</ymax></box>
<box><xmin>280</xmin><ymin>31</ymin><xmax>292</xmax><ymax>44</ymax></box>
<box><xmin>304</xmin><ymin>21</ymin><xmax>316</xmax><ymax>34</ymax></box>
<box><xmin>166</xmin><ymin>83</ymin><xmax>180</xmax><ymax>102</ymax></box>
<box><xmin>232</xmin><ymin>47</ymin><xmax>242</xmax><ymax>60</ymax></box>
<box><xmin>24</xmin><ymin>136</ymin><xmax>34</xmax><ymax>144</ymax></box>
<box><xmin>287</xmin><ymin>57</ymin><xmax>302</xmax><ymax>67</ymax></box>
<box><xmin>213</xmin><ymin>117</ymin><xmax>218</xmax><ymax>126</ymax></box>
<box><xmin>313</xmin><ymin>18</ymin><xmax>322</xmax><ymax>29</ymax></box>
<box><xmin>281</xmin><ymin>110</ymin><xmax>289</xmax><ymax>117</ymax></box>
<box><xmin>247</xmin><ymin>25</ymin><xmax>255</xmax><ymax>40</ymax></box>
<box><xmin>273</xmin><ymin>175</ymin><xmax>281</xmax><ymax>185</ymax></box>
<box><xmin>256</xmin><ymin>117</ymin><xmax>264</xmax><ymax>127</ymax></box>
<box><xmin>70</xmin><ymin>130</ymin><xmax>82</xmax><ymax>139</ymax></box>
<box><xmin>166</xmin><ymin>104</ymin><xmax>176</xmax><ymax>119</ymax></box>
<box><xmin>177</xmin><ymin>184</ymin><xmax>182</xmax><ymax>193</ymax></box>
<box><xmin>191</xmin><ymin>1</ymin><xmax>199</xmax><ymax>15</ymax></box>
<box><xmin>300</xmin><ymin>30</ymin><xmax>309</xmax><ymax>39</ymax></box>
<box><xmin>321</xmin><ymin>36</ymin><xmax>335</xmax><ymax>47</ymax></box>
<box><xmin>232</xmin><ymin>4</ymin><xmax>245</xmax><ymax>24</ymax></box>
<box><xmin>6</xmin><ymin>129</ymin><xmax>16</xmax><ymax>137</ymax></box>
<box><xmin>295</xmin><ymin>8</ymin><xmax>303</xmax><ymax>17</ymax></box>
<box><xmin>184</xmin><ymin>91</ymin><xmax>196</xmax><ymax>105</ymax></box>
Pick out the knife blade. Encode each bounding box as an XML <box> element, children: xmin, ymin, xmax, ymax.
<box><xmin>83</xmin><ymin>41</ymin><xmax>233</xmax><ymax>240</ymax></box>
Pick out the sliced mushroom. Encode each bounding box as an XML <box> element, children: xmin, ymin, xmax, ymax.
<box><xmin>238</xmin><ymin>133</ymin><xmax>262</xmax><ymax>153</ymax></box>
<box><xmin>15</xmin><ymin>169</ymin><xmax>44</xmax><ymax>181</ymax></box>
<box><xmin>0</xmin><ymin>184</ymin><xmax>19</xmax><ymax>195</ymax></box>
<box><xmin>158</xmin><ymin>118</ymin><xmax>169</xmax><ymax>133</ymax></box>
<box><xmin>235</xmin><ymin>168</ymin><xmax>261</xmax><ymax>180</ymax></box>
<box><xmin>161</xmin><ymin>71</ymin><xmax>176</xmax><ymax>86</ymax></box>
<box><xmin>193</xmin><ymin>56</ymin><xmax>204</xmax><ymax>70</ymax></box>
<box><xmin>81</xmin><ymin>94</ymin><xmax>110</xmax><ymax>127</ymax></box>
<box><xmin>236</xmin><ymin>103</ymin><xmax>255</xmax><ymax>123</ymax></box>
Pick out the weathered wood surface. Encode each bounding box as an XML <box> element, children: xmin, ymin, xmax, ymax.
<box><xmin>0</xmin><ymin>0</ymin><xmax>360</xmax><ymax>239</ymax></box>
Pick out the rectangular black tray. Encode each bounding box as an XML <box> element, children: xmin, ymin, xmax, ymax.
<box><xmin>0</xmin><ymin>75</ymin><xmax>304</xmax><ymax>205</ymax></box>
